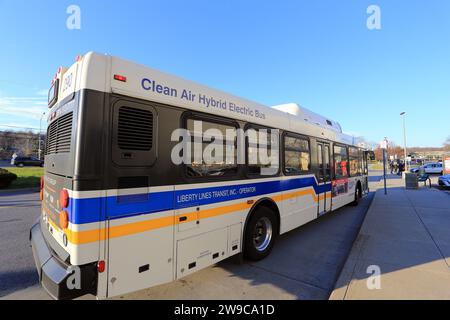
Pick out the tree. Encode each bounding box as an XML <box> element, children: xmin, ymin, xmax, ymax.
<box><xmin>444</xmin><ymin>136</ymin><xmax>450</xmax><ymax>151</ymax></box>
<box><xmin>372</xmin><ymin>142</ymin><xmax>405</xmax><ymax>162</ymax></box>
<box><xmin>0</xmin><ymin>130</ymin><xmax>40</xmax><ymax>159</ymax></box>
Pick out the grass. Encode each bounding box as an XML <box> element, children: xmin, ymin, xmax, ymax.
<box><xmin>368</xmin><ymin>162</ymin><xmax>384</xmax><ymax>170</ymax></box>
<box><xmin>1</xmin><ymin>167</ymin><xmax>44</xmax><ymax>189</ymax></box>
<box><xmin>369</xmin><ymin>162</ymin><xmax>420</xmax><ymax>171</ymax></box>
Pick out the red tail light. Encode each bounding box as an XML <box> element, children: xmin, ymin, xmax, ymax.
<box><xmin>40</xmin><ymin>176</ymin><xmax>44</xmax><ymax>190</ymax></box>
<box><xmin>114</xmin><ymin>74</ymin><xmax>127</xmax><ymax>82</ymax></box>
<box><xmin>59</xmin><ymin>189</ymin><xmax>69</xmax><ymax>208</ymax></box>
<box><xmin>98</xmin><ymin>260</ymin><xmax>106</xmax><ymax>273</ymax></box>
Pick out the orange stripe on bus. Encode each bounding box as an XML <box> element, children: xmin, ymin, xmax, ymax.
<box><xmin>45</xmin><ymin>188</ymin><xmax>331</xmax><ymax>245</ymax></box>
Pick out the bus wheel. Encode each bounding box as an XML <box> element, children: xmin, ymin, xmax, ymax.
<box><xmin>352</xmin><ymin>183</ymin><xmax>362</xmax><ymax>206</ymax></box>
<box><xmin>244</xmin><ymin>206</ymin><xmax>278</xmax><ymax>261</ymax></box>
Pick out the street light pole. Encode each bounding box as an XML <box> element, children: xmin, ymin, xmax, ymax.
<box><xmin>38</xmin><ymin>112</ymin><xmax>46</xmax><ymax>160</ymax></box>
<box><xmin>400</xmin><ymin>112</ymin><xmax>408</xmax><ymax>172</ymax></box>
<box><xmin>381</xmin><ymin>137</ymin><xmax>388</xmax><ymax>195</ymax></box>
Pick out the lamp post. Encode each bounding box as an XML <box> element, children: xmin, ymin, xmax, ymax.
<box><xmin>400</xmin><ymin>112</ymin><xmax>408</xmax><ymax>172</ymax></box>
<box><xmin>381</xmin><ymin>137</ymin><xmax>388</xmax><ymax>195</ymax></box>
<box><xmin>38</xmin><ymin>112</ymin><xmax>46</xmax><ymax>160</ymax></box>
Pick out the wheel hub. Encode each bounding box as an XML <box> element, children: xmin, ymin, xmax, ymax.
<box><xmin>252</xmin><ymin>217</ymin><xmax>273</xmax><ymax>252</ymax></box>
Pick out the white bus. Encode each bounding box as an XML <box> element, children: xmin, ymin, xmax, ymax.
<box><xmin>30</xmin><ymin>52</ymin><xmax>372</xmax><ymax>299</ymax></box>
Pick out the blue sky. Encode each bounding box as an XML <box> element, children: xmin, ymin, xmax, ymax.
<box><xmin>0</xmin><ymin>0</ymin><xmax>449</xmax><ymax>147</ymax></box>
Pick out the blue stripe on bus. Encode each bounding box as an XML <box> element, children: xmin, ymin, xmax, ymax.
<box><xmin>69</xmin><ymin>176</ymin><xmax>332</xmax><ymax>225</ymax></box>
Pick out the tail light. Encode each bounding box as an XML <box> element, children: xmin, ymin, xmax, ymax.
<box><xmin>98</xmin><ymin>260</ymin><xmax>106</xmax><ymax>273</ymax></box>
<box><xmin>59</xmin><ymin>210</ymin><xmax>69</xmax><ymax>229</ymax></box>
<box><xmin>40</xmin><ymin>177</ymin><xmax>44</xmax><ymax>201</ymax></box>
<box><xmin>59</xmin><ymin>189</ymin><xmax>69</xmax><ymax>208</ymax></box>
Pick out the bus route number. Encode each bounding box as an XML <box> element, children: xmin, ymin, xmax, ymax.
<box><xmin>62</xmin><ymin>72</ymin><xmax>73</xmax><ymax>93</ymax></box>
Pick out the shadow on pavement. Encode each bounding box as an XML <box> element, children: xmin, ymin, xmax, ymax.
<box><xmin>0</xmin><ymin>269</ymin><xmax>38</xmax><ymax>298</ymax></box>
<box><xmin>214</xmin><ymin>192</ymin><xmax>375</xmax><ymax>299</ymax></box>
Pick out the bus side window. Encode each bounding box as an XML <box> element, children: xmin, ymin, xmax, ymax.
<box><xmin>246</xmin><ymin>126</ymin><xmax>280</xmax><ymax>177</ymax></box>
<box><xmin>185</xmin><ymin>117</ymin><xmax>239</xmax><ymax>178</ymax></box>
<box><xmin>349</xmin><ymin>147</ymin><xmax>361</xmax><ymax>177</ymax></box>
<box><xmin>333</xmin><ymin>145</ymin><xmax>349</xmax><ymax>179</ymax></box>
<box><xmin>283</xmin><ymin>134</ymin><xmax>310</xmax><ymax>176</ymax></box>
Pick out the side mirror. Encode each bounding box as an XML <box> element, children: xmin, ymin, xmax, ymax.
<box><xmin>365</xmin><ymin>151</ymin><xmax>376</xmax><ymax>161</ymax></box>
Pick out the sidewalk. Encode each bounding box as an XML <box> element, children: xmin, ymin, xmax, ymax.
<box><xmin>330</xmin><ymin>177</ymin><xmax>450</xmax><ymax>299</ymax></box>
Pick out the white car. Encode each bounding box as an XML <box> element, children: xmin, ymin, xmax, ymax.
<box><xmin>410</xmin><ymin>162</ymin><xmax>443</xmax><ymax>174</ymax></box>
<box><xmin>438</xmin><ymin>175</ymin><xmax>450</xmax><ymax>188</ymax></box>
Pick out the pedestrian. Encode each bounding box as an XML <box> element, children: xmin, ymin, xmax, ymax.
<box><xmin>398</xmin><ymin>161</ymin><xmax>404</xmax><ymax>176</ymax></box>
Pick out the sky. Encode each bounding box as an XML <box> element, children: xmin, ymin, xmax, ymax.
<box><xmin>0</xmin><ymin>0</ymin><xmax>449</xmax><ymax>147</ymax></box>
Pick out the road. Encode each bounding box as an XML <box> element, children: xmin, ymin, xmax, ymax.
<box><xmin>0</xmin><ymin>160</ymin><xmax>13</xmax><ymax>168</ymax></box>
<box><xmin>0</xmin><ymin>186</ymin><xmax>374</xmax><ymax>300</ymax></box>
<box><xmin>0</xmin><ymin>190</ymin><xmax>41</xmax><ymax>297</ymax></box>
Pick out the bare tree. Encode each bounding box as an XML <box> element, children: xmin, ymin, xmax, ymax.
<box><xmin>0</xmin><ymin>130</ymin><xmax>40</xmax><ymax>159</ymax></box>
<box><xmin>444</xmin><ymin>136</ymin><xmax>450</xmax><ymax>151</ymax></box>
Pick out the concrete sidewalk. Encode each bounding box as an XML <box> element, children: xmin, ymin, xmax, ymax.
<box><xmin>330</xmin><ymin>179</ymin><xmax>450</xmax><ymax>299</ymax></box>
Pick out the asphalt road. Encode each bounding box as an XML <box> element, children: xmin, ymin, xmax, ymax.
<box><xmin>0</xmin><ymin>190</ymin><xmax>41</xmax><ymax>297</ymax></box>
<box><xmin>0</xmin><ymin>160</ymin><xmax>13</xmax><ymax>167</ymax></box>
<box><xmin>0</xmin><ymin>187</ymin><xmax>374</xmax><ymax>300</ymax></box>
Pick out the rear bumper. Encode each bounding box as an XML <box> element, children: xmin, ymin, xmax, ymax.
<box><xmin>30</xmin><ymin>219</ymin><xmax>98</xmax><ymax>300</ymax></box>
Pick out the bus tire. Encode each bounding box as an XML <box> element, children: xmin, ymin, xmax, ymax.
<box><xmin>352</xmin><ymin>182</ymin><xmax>362</xmax><ymax>206</ymax></box>
<box><xmin>244</xmin><ymin>206</ymin><xmax>278</xmax><ymax>261</ymax></box>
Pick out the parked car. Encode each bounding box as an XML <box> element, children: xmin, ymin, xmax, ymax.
<box><xmin>410</xmin><ymin>162</ymin><xmax>443</xmax><ymax>175</ymax></box>
<box><xmin>438</xmin><ymin>175</ymin><xmax>450</xmax><ymax>188</ymax></box>
<box><xmin>11</xmin><ymin>156</ymin><xmax>44</xmax><ymax>167</ymax></box>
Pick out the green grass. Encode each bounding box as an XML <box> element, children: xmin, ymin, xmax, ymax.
<box><xmin>369</xmin><ymin>162</ymin><xmax>420</xmax><ymax>171</ymax></box>
<box><xmin>1</xmin><ymin>167</ymin><xmax>44</xmax><ymax>189</ymax></box>
<box><xmin>368</xmin><ymin>162</ymin><xmax>384</xmax><ymax>170</ymax></box>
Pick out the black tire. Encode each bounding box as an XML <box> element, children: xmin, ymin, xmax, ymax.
<box><xmin>244</xmin><ymin>206</ymin><xmax>278</xmax><ymax>261</ymax></box>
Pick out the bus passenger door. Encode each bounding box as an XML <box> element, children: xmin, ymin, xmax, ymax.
<box><xmin>317</xmin><ymin>142</ymin><xmax>332</xmax><ymax>216</ymax></box>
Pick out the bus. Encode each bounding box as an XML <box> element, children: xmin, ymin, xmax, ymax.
<box><xmin>30</xmin><ymin>52</ymin><xmax>373</xmax><ymax>299</ymax></box>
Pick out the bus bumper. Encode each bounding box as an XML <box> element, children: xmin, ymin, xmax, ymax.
<box><xmin>30</xmin><ymin>219</ymin><xmax>98</xmax><ymax>300</ymax></box>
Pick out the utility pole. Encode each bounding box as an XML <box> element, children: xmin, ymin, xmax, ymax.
<box><xmin>38</xmin><ymin>112</ymin><xmax>46</xmax><ymax>160</ymax></box>
<box><xmin>381</xmin><ymin>137</ymin><xmax>388</xmax><ymax>195</ymax></box>
<box><xmin>400</xmin><ymin>112</ymin><xmax>408</xmax><ymax>172</ymax></box>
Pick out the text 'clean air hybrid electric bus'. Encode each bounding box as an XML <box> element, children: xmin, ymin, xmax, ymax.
<box><xmin>30</xmin><ymin>52</ymin><xmax>373</xmax><ymax>299</ymax></box>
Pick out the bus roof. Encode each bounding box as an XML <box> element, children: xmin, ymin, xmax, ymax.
<box><xmin>64</xmin><ymin>52</ymin><xmax>358</xmax><ymax>147</ymax></box>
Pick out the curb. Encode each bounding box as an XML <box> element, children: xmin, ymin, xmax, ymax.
<box><xmin>328</xmin><ymin>191</ymin><xmax>377</xmax><ymax>300</ymax></box>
